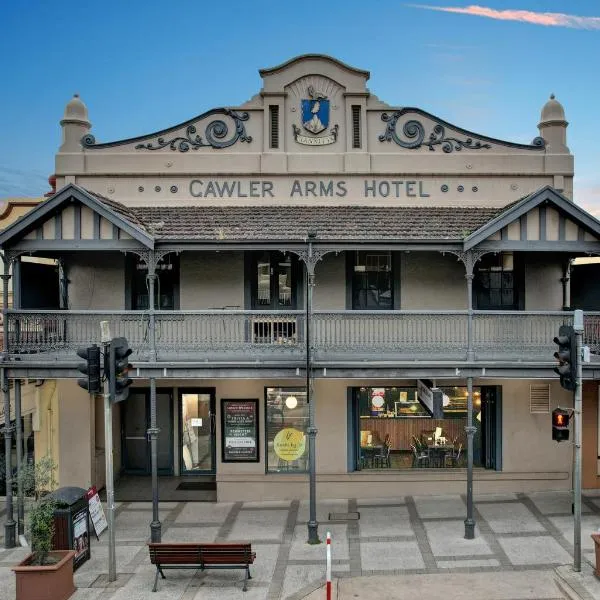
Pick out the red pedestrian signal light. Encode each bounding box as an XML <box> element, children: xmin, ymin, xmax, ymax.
<box><xmin>552</xmin><ymin>407</ymin><xmax>570</xmax><ymax>442</ymax></box>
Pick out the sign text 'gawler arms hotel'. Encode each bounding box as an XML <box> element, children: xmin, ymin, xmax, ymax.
<box><xmin>188</xmin><ymin>178</ymin><xmax>431</xmax><ymax>199</ymax></box>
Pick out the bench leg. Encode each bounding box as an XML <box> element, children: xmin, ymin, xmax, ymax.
<box><xmin>152</xmin><ymin>566</ymin><xmax>166</xmax><ymax>592</ymax></box>
<box><xmin>243</xmin><ymin>566</ymin><xmax>250</xmax><ymax>592</ymax></box>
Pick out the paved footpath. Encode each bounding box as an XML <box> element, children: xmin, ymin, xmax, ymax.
<box><xmin>1</xmin><ymin>491</ymin><xmax>600</xmax><ymax>599</ymax></box>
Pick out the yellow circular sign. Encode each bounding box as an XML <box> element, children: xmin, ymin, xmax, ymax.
<box><xmin>274</xmin><ymin>428</ymin><xmax>306</xmax><ymax>462</ymax></box>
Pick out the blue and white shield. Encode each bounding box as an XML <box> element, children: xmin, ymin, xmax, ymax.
<box><xmin>301</xmin><ymin>98</ymin><xmax>330</xmax><ymax>135</ymax></box>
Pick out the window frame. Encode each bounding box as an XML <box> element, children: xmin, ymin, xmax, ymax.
<box><xmin>264</xmin><ymin>386</ymin><xmax>309</xmax><ymax>474</ymax></box>
<box><xmin>126</xmin><ymin>253</ymin><xmax>180</xmax><ymax>311</ymax></box>
<box><xmin>348</xmin><ymin>251</ymin><xmax>396</xmax><ymax>311</ymax></box>
<box><xmin>473</xmin><ymin>252</ymin><xmax>523</xmax><ymax>311</ymax></box>
<box><xmin>247</xmin><ymin>251</ymin><xmax>300</xmax><ymax>310</ymax></box>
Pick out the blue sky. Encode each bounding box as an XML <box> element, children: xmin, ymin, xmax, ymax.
<box><xmin>1</xmin><ymin>0</ymin><xmax>599</xmax><ymax>212</ymax></box>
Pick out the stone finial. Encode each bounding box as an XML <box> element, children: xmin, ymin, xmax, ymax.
<box><xmin>44</xmin><ymin>174</ymin><xmax>57</xmax><ymax>197</ymax></box>
<box><xmin>538</xmin><ymin>94</ymin><xmax>569</xmax><ymax>153</ymax></box>
<box><xmin>59</xmin><ymin>94</ymin><xmax>91</xmax><ymax>152</ymax></box>
<box><xmin>540</xmin><ymin>94</ymin><xmax>566</xmax><ymax>124</ymax></box>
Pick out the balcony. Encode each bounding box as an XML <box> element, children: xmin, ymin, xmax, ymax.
<box><xmin>4</xmin><ymin>309</ymin><xmax>600</xmax><ymax>366</ymax></box>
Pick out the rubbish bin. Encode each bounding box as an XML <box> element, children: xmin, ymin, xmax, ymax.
<box><xmin>46</xmin><ymin>486</ymin><xmax>91</xmax><ymax>570</ymax></box>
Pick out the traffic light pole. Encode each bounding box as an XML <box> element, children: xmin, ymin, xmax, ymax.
<box><xmin>573</xmin><ymin>310</ymin><xmax>583</xmax><ymax>572</ymax></box>
<box><xmin>103</xmin><ymin>334</ymin><xmax>117</xmax><ymax>582</ymax></box>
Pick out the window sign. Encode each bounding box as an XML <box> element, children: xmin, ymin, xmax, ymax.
<box><xmin>266</xmin><ymin>387</ymin><xmax>309</xmax><ymax>472</ymax></box>
<box><xmin>221</xmin><ymin>399</ymin><xmax>259</xmax><ymax>462</ymax></box>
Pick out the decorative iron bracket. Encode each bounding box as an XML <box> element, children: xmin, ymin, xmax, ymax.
<box><xmin>445</xmin><ymin>249</ymin><xmax>492</xmax><ymax>279</ymax></box>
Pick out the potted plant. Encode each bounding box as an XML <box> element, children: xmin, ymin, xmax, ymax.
<box><xmin>591</xmin><ymin>532</ymin><xmax>600</xmax><ymax>578</ymax></box>
<box><xmin>11</xmin><ymin>456</ymin><xmax>76</xmax><ymax>600</ymax></box>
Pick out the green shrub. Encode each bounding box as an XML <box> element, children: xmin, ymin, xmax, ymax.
<box><xmin>20</xmin><ymin>456</ymin><xmax>58</xmax><ymax>565</ymax></box>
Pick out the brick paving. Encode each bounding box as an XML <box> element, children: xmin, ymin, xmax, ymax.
<box><xmin>0</xmin><ymin>491</ymin><xmax>599</xmax><ymax>599</ymax></box>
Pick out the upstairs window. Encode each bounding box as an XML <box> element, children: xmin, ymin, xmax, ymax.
<box><xmin>352</xmin><ymin>251</ymin><xmax>393</xmax><ymax>310</ymax></box>
<box><xmin>249</xmin><ymin>251</ymin><xmax>299</xmax><ymax>309</ymax></box>
<box><xmin>131</xmin><ymin>253</ymin><xmax>179</xmax><ymax>310</ymax></box>
<box><xmin>474</xmin><ymin>252</ymin><xmax>518</xmax><ymax>310</ymax></box>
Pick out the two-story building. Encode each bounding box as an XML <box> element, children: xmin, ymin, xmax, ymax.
<box><xmin>2</xmin><ymin>55</ymin><xmax>600</xmax><ymax>517</ymax></box>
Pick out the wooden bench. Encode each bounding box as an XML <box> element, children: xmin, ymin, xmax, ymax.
<box><xmin>148</xmin><ymin>542</ymin><xmax>256</xmax><ymax>592</ymax></box>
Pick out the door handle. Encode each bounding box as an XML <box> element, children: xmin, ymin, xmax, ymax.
<box><xmin>210</xmin><ymin>413</ymin><xmax>216</xmax><ymax>436</ymax></box>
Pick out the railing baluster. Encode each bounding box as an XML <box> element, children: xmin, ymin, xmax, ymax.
<box><xmin>5</xmin><ymin>309</ymin><xmax>598</xmax><ymax>364</ymax></box>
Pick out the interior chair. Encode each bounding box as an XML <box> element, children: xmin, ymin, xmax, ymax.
<box><xmin>445</xmin><ymin>443</ymin><xmax>463</xmax><ymax>467</ymax></box>
<box><xmin>374</xmin><ymin>436</ymin><xmax>392</xmax><ymax>468</ymax></box>
<box><xmin>411</xmin><ymin>444</ymin><xmax>429</xmax><ymax>468</ymax></box>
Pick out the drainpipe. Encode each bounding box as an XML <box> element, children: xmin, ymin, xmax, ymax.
<box><xmin>147</xmin><ymin>252</ymin><xmax>161</xmax><ymax>542</ymax></box>
<box><xmin>2</xmin><ymin>256</ymin><xmax>15</xmax><ymax>548</ymax></box>
<box><xmin>306</xmin><ymin>232</ymin><xmax>320</xmax><ymax>545</ymax></box>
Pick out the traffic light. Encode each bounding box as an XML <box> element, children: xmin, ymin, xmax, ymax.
<box><xmin>552</xmin><ymin>407</ymin><xmax>570</xmax><ymax>442</ymax></box>
<box><xmin>76</xmin><ymin>344</ymin><xmax>101</xmax><ymax>394</ymax></box>
<box><xmin>110</xmin><ymin>337</ymin><xmax>133</xmax><ymax>403</ymax></box>
<box><xmin>553</xmin><ymin>325</ymin><xmax>577</xmax><ymax>391</ymax></box>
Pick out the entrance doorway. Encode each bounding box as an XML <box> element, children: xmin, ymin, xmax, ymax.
<box><xmin>122</xmin><ymin>389</ymin><xmax>173</xmax><ymax>475</ymax></box>
<box><xmin>180</xmin><ymin>389</ymin><xmax>216</xmax><ymax>474</ymax></box>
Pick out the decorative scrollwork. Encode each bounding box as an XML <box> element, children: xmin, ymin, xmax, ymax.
<box><xmin>81</xmin><ymin>134</ymin><xmax>96</xmax><ymax>146</ymax></box>
<box><xmin>134</xmin><ymin>110</ymin><xmax>252</xmax><ymax>151</ymax></box>
<box><xmin>380</xmin><ymin>113</ymin><xmax>491</xmax><ymax>153</ymax></box>
<box><xmin>379</xmin><ymin>108</ymin><xmax>546</xmax><ymax>152</ymax></box>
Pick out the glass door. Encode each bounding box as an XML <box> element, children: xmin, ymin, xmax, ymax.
<box><xmin>180</xmin><ymin>389</ymin><xmax>216</xmax><ymax>474</ymax></box>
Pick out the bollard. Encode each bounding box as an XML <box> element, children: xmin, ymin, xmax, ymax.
<box><xmin>326</xmin><ymin>531</ymin><xmax>332</xmax><ymax>600</ymax></box>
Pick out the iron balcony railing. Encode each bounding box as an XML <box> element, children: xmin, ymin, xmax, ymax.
<box><xmin>4</xmin><ymin>309</ymin><xmax>600</xmax><ymax>363</ymax></box>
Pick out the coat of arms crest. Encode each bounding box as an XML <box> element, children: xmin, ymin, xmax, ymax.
<box><xmin>301</xmin><ymin>85</ymin><xmax>329</xmax><ymax>134</ymax></box>
<box><xmin>293</xmin><ymin>86</ymin><xmax>338</xmax><ymax>146</ymax></box>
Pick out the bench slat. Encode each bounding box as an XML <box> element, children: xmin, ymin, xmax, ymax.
<box><xmin>149</xmin><ymin>543</ymin><xmax>255</xmax><ymax>566</ymax></box>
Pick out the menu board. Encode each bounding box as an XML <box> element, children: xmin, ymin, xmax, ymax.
<box><xmin>221</xmin><ymin>399</ymin><xmax>259</xmax><ymax>462</ymax></box>
<box><xmin>85</xmin><ymin>486</ymin><xmax>108</xmax><ymax>538</ymax></box>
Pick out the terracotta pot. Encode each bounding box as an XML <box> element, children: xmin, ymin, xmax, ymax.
<box><xmin>12</xmin><ymin>550</ymin><xmax>76</xmax><ymax>600</ymax></box>
<box><xmin>591</xmin><ymin>534</ymin><xmax>600</xmax><ymax>578</ymax></box>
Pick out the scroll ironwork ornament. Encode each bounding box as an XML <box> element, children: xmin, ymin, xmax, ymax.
<box><xmin>379</xmin><ymin>114</ymin><xmax>491</xmax><ymax>153</ymax></box>
<box><xmin>83</xmin><ymin>110</ymin><xmax>253</xmax><ymax>152</ymax></box>
<box><xmin>134</xmin><ymin>110</ymin><xmax>252</xmax><ymax>151</ymax></box>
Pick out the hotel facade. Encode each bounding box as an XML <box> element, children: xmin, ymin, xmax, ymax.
<box><xmin>2</xmin><ymin>55</ymin><xmax>600</xmax><ymax>516</ymax></box>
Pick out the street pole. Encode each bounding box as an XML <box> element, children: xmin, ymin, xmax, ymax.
<box><xmin>15</xmin><ymin>378</ymin><xmax>24</xmax><ymax>536</ymax></box>
<box><xmin>149</xmin><ymin>377</ymin><xmax>161</xmax><ymax>542</ymax></box>
<box><xmin>101</xmin><ymin>321</ymin><xmax>117</xmax><ymax>582</ymax></box>
<box><xmin>464</xmin><ymin>375</ymin><xmax>476</xmax><ymax>539</ymax></box>
<box><xmin>2</xmin><ymin>257</ymin><xmax>15</xmax><ymax>549</ymax></box>
<box><xmin>306</xmin><ymin>233</ymin><xmax>320</xmax><ymax>545</ymax></box>
<box><xmin>573</xmin><ymin>309</ymin><xmax>583</xmax><ymax>572</ymax></box>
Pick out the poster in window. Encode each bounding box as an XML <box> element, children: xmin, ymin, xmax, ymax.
<box><xmin>221</xmin><ymin>399</ymin><xmax>259</xmax><ymax>462</ymax></box>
